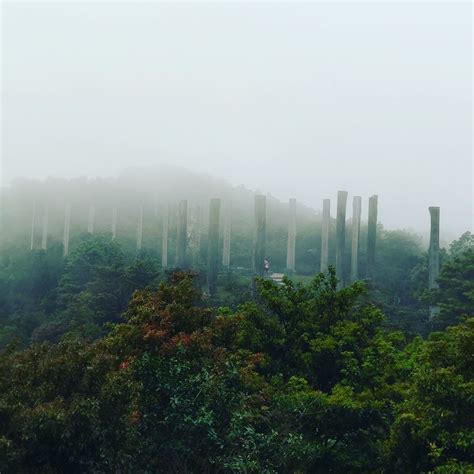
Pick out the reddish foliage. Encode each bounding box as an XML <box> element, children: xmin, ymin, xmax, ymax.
<box><xmin>119</xmin><ymin>360</ymin><xmax>129</xmax><ymax>370</ymax></box>
<box><xmin>129</xmin><ymin>410</ymin><xmax>140</xmax><ymax>425</ymax></box>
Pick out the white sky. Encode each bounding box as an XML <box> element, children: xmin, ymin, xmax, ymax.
<box><xmin>1</xmin><ymin>1</ymin><xmax>472</xmax><ymax>238</ymax></box>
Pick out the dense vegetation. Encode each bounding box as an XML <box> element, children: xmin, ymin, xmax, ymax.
<box><xmin>0</xmin><ymin>266</ymin><xmax>473</xmax><ymax>472</ymax></box>
<box><xmin>0</xmin><ymin>230</ymin><xmax>472</xmax><ymax>472</ymax></box>
<box><xmin>0</xmin><ymin>172</ymin><xmax>473</xmax><ymax>471</ymax></box>
<box><xmin>1</xmin><ymin>228</ymin><xmax>470</xmax><ymax>349</ymax></box>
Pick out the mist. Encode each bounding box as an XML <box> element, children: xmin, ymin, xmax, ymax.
<box><xmin>1</xmin><ymin>1</ymin><xmax>472</xmax><ymax>240</ymax></box>
<box><xmin>2</xmin><ymin>4</ymin><xmax>474</xmax><ymax>468</ymax></box>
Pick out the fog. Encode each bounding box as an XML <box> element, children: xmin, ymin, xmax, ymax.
<box><xmin>1</xmin><ymin>1</ymin><xmax>472</xmax><ymax>240</ymax></box>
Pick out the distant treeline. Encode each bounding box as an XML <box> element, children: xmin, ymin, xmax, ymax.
<box><xmin>1</xmin><ymin>167</ymin><xmax>472</xmax><ymax>345</ymax></box>
<box><xmin>3</xmin><ymin>167</ymin><xmax>411</xmax><ymax>277</ymax></box>
<box><xmin>0</xmin><ymin>227</ymin><xmax>473</xmax><ymax>349</ymax></box>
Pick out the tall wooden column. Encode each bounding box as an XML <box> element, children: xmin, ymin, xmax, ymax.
<box><xmin>195</xmin><ymin>205</ymin><xmax>202</xmax><ymax>253</ymax></box>
<box><xmin>351</xmin><ymin>196</ymin><xmax>362</xmax><ymax>281</ymax></box>
<box><xmin>286</xmin><ymin>198</ymin><xmax>296</xmax><ymax>272</ymax></box>
<box><xmin>336</xmin><ymin>191</ymin><xmax>348</xmax><ymax>286</ymax></box>
<box><xmin>162</xmin><ymin>204</ymin><xmax>169</xmax><ymax>268</ymax></box>
<box><xmin>429</xmin><ymin>206</ymin><xmax>441</xmax><ymax>318</ymax></box>
<box><xmin>207</xmin><ymin>198</ymin><xmax>221</xmax><ymax>295</ymax></box>
<box><xmin>41</xmin><ymin>205</ymin><xmax>49</xmax><ymax>250</ymax></box>
<box><xmin>222</xmin><ymin>201</ymin><xmax>231</xmax><ymax>267</ymax></box>
<box><xmin>63</xmin><ymin>204</ymin><xmax>71</xmax><ymax>256</ymax></box>
<box><xmin>111</xmin><ymin>208</ymin><xmax>117</xmax><ymax>240</ymax></box>
<box><xmin>176</xmin><ymin>200</ymin><xmax>187</xmax><ymax>268</ymax></box>
<box><xmin>367</xmin><ymin>195</ymin><xmax>378</xmax><ymax>280</ymax></box>
<box><xmin>252</xmin><ymin>195</ymin><xmax>267</xmax><ymax>276</ymax></box>
<box><xmin>190</xmin><ymin>204</ymin><xmax>202</xmax><ymax>260</ymax></box>
<box><xmin>320</xmin><ymin>199</ymin><xmax>330</xmax><ymax>272</ymax></box>
<box><xmin>30</xmin><ymin>201</ymin><xmax>36</xmax><ymax>250</ymax></box>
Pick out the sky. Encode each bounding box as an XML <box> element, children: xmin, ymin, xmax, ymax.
<box><xmin>1</xmin><ymin>1</ymin><xmax>472</xmax><ymax>239</ymax></box>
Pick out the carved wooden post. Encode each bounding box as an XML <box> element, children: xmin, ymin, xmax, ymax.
<box><xmin>336</xmin><ymin>191</ymin><xmax>348</xmax><ymax>286</ymax></box>
<box><xmin>30</xmin><ymin>201</ymin><xmax>36</xmax><ymax>250</ymax></box>
<box><xmin>222</xmin><ymin>201</ymin><xmax>231</xmax><ymax>267</ymax></box>
<box><xmin>252</xmin><ymin>195</ymin><xmax>267</xmax><ymax>276</ymax></box>
<box><xmin>176</xmin><ymin>200</ymin><xmax>187</xmax><ymax>267</ymax></box>
<box><xmin>320</xmin><ymin>199</ymin><xmax>330</xmax><ymax>273</ymax></box>
<box><xmin>111</xmin><ymin>208</ymin><xmax>117</xmax><ymax>240</ymax></box>
<box><xmin>286</xmin><ymin>198</ymin><xmax>296</xmax><ymax>272</ymax></box>
<box><xmin>162</xmin><ymin>204</ymin><xmax>169</xmax><ymax>268</ymax></box>
<box><xmin>63</xmin><ymin>204</ymin><xmax>71</xmax><ymax>256</ymax></box>
<box><xmin>195</xmin><ymin>205</ymin><xmax>202</xmax><ymax>253</ymax></box>
<box><xmin>189</xmin><ymin>204</ymin><xmax>202</xmax><ymax>260</ymax></box>
<box><xmin>429</xmin><ymin>207</ymin><xmax>441</xmax><ymax>318</ymax></box>
<box><xmin>41</xmin><ymin>205</ymin><xmax>49</xmax><ymax>250</ymax></box>
<box><xmin>207</xmin><ymin>198</ymin><xmax>221</xmax><ymax>295</ymax></box>
<box><xmin>367</xmin><ymin>195</ymin><xmax>378</xmax><ymax>280</ymax></box>
<box><xmin>351</xmin><ymin>196</ymin><xmax>362</xmax><ymax>281</ymax></box>
<box><xmin>88</xmin><ymin>204</ymin><xmax>95</xmax><ymax>234</ymax></box>
<box><xmin>136</xmin><ymin>206</ymin><xmax>143</xmax><ymax>251</ymax></box>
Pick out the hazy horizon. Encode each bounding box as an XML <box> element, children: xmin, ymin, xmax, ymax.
<box><xmin>1</xmin><ymin>1</ymin><xmax>472</xmax><ymax>239</ymax></box>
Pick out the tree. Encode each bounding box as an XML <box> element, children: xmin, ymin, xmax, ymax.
<box><xmin>238</xmin><ymin>268</ymin><xmax>409</xmax><ymax>471</ymax></box>
<box><xmin>372</xmin><ymin>229</ymin><xmax>431</xmax><ymax>335</ymax></box>
<box><xmin>30</xmin><ymin>236</ymin><xmax>164</xmax><ymax>343</ymax></box>
<box><xmin>388</xmin><ymin>318</ymin><xmax>474</xmax><ymax>473</ymax></box>
<box><xmin>0</xmin><ymin>243</ymin><xmax>65</xmax><ymax>347</ymax></box>
<box><xmin>435</xmin><ymin>247</ymin><xmax>474</xmax><ymax>329</ymax></box>
<box><xmin>0</xmin><ymin>272</ymin><xmax>278</xmax><ymax>472</ymax></box>
<box><xmin>1</xmin><ymin>269</ymin><xmax>472</xmax><ymax>472</ymax></box>
<box><xmin>449</xmin><ymin>232</ymin><xmax>474</xmax><ymax>257</ymax></box>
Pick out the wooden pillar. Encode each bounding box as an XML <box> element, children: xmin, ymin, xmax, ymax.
<box><xmin>367</xmin><ymin>195</ymin><xmax>378</xmax><ymax>280</ymax></box>
<box><xmin>351</xmin><ymin>196</ymin><xmax>362</xmax><ymax>281</ymax></box>
<box><xmin>429</xmin><ymin>207</ymin><xmax>441</xmax><ymax>318</ymax></box>
<box><xmin>30</xmin><ymin>201</ymin><xmax>36</xmax><ymax>250</ymax></box>
<box><xmin>286</xmin><ymin>198</ymin><xmax>296</xmax><ymax>272</ymax></box>
<box><xmin>41</xmin><ymin>205</ymin><xmax>49</xmax><ymax>250</ymax></box>
<box><xmin>207</xmin><ymin>198</ymin><xmax>221</xmax><ymax>295</ymax></box>
<box><xmin>136</xmin><ymin>206</ymin><xmax>143</xmax><ymax>251</ymax></box>
<box><xmin>88</xmin><ymin>204</ymin><xmax>95</xmax><ymax>234</ymax></box>
<box><xmin>196</xmin><ymin>205</ymin><xmax>202</xmax><ymax>252</ymax></box>
<box><xmin>336</xmin><ymin>191</ymin><xmax>348</xmax><ymax>286</ymax></box>
<box><xmin>252</xmin><ymin>195</ymin><xmax>267</xmax><ymax>276</ymax></box>
<box><xmin>429</xmin><ymin>207</ymin><xmax>440</xmax><ymax>290</ymax></box>
<box><xmin>222</xmin><ymin>201</ymin><xmax>231</xmax><ymax>267</ymax></box>
<box><xmin>190</xmin><ymin>204</ymin><xmax>202</xmax><ymax>259</ymax></box>
<box><xmin>63</xmin><ymin>204</ymin><xmax>71</xmax><ymax>256</ymax></box>
<box><xmin>176</xmin><ymin>200</ymin><xmax>187</xmax><ymax>268</ymax></box>
<box><xmin>111</xmin><ymin>208</ymin><xmax>117</xmax><ymax>240</ymax></box>
<box><xmin>162</xmin><ymin>204</ymin><xmax>169</xmax><ymax>268</ymax></box>
<box><xmin>320</xmin><ymin>199</ymin><xmax>330</xmax><ymax>273</ymax></box>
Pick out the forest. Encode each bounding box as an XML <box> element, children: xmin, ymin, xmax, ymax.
<box><xmin>0</xmin><ymin>171</ymin><xmax>473</xmax><ymax>472</ymax></box>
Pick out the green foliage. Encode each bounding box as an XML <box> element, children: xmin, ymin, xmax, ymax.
<box><xmin>449</xmin><ymin>232</ymin><xmax>474</xmax><ymax>257</ymax></box>
<box><xmin>240</xmin><ymin>268</ymin><xmax>384</xmax><ymax>391</ymax></box>
<box><xmin>0</xmin><ymin>229</ymin><xmax>472</xmax><ymax>471</ymax></box>
<box><xmin>1</xmin><ymin>270</ymin><xmax>469</xmax><ymax>472</ymax></box>
<box><xmin>435</xmin><ymin>235</ymin><xmax>474</xmax><ymax>329</ymax></box>
<box><xmin>388</xmin><ymin>319</ymin><xmax>474</xmax><ymax>473</ymax></box>
<box><xmin>0</xmin><ymin>243</ymin><xmax>65</xmax><ymax>347</ymax></box>
<box><xmin>372</xmin><ymin>229</ymin><xmax>431</xmax><ymax>335</ymax></box>
<box><xmin>0</xmin><ymin>235</ymin><xmax>164</xmax><ymax>347</ymax></box>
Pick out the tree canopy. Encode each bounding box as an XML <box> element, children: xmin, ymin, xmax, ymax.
<box><xmin>0</xmin><ymin>270</ymin><xmax>472</xmax><ymax>472</ymax></box>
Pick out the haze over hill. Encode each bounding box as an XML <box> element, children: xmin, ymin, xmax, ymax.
<box><xmin>1</xmin><ymin>3</ymin><xmax>474</xmax><ymax>471</ymax></box>
<box><xmin>2</xmin><ymin>2</ymin><xmax>472</xmax><ymax>239</ymax></box>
